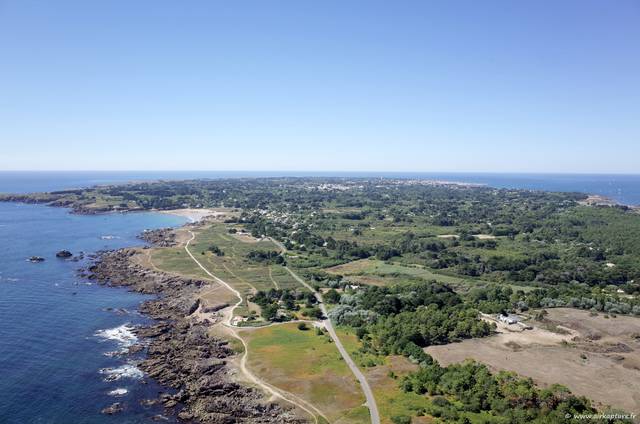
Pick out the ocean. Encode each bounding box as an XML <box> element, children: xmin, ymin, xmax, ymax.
<box><xmin>0</xmin><ymin>197</ymin><xmax>186</xmax><ymax>423</ymax></box>
<box><xmin>0</xmin><ymin>171</ymin><xmax>639</xmax><ymax>423</ymax></box>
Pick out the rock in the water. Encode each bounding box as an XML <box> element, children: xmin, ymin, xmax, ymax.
<box><xmin>28</xmin><ymin>256</ymin><xmax>45</xmax><ymax>263</ymax></box>
<box><xmin>101</xmin><ymin>402</ymin><xmax>123</xmax><ymax>415</ymax></box>
<box><xmin>56</xmin><ymin>250</ymin><xmax>73</xmax><ymax>258</ymax></box>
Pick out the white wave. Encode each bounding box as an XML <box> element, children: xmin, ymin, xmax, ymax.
<box><xmin>100</xmin><ymin>235</ymin><xmax>120</xmax><ymax>240</ymax></box>
<box><xmin>107</xmin><ymin>388</ymin><xmax>129</xmax><ymax>396</ymax></box>
<box><xmin>95</xmin><ymin>324</ymin><xmax>138</xmax><ymax>348</ymax></box>
<box><xmin>99</xmin><ymin>364</ymin><xmax>144</xmax><ymax>381</ymax></box>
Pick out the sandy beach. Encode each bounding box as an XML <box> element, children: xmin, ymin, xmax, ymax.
<box><xmin>158</xmin><ymin>208</ymin><xmax>221</xmax><ymax>222</ymax></box>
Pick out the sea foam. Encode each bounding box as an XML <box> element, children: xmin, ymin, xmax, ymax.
<box><xmin>99</xmin><ymin>364</ymin><xmax>144</xmax><ymax>381</ymax></box>
<box><xmin>107</xmin><ymin>388</ymin><xmax>129</xmax><ymax>396</ymax></box>
<box><xmin>95</xmin><ymin>324</ymin><xmax>138</xmax><ymax>347</ymax></box>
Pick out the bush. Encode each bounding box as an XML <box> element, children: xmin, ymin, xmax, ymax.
<box><xmin>297</xmin><ymin>322</ymin><xmax>309</xmax><ymax>331</ymax></box>
<box><xmin>391</xmin><ymin>415</ymin><xmax>411</xmax><ymax>424</ymax></box>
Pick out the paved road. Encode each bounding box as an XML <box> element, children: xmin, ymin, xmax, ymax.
<box><xmin>269</xmin><ymin>237</ymin><xmax>380</xmax><ymax>423</ymax></box>
<box><xmin>284</xmin><ymin>267</ymin><xmax>381</xmax><ymax>424</ymax></box>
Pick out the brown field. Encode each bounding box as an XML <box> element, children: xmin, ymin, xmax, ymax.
<box><xmin>427</xmin><ymin>308</ymin><xmax>640</xmax><ymax>413</ymax></box>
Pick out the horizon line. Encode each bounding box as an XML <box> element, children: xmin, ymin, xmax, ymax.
<box><xmin>1</xmin><ymin>170</ymin><xmax>640</xmax><ymax>176</ymax></box>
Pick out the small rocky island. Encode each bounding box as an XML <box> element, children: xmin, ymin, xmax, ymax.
<box><xmin>56</xmin><ymin>250</ymin><xmax>73</xmax><ymax>258</ymax></box>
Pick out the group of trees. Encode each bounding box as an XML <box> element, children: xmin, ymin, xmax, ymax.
<box><xmin>399</xmin><ymin>359</ymin><xmax>626</xmax><ymax>423</ymax></box>
<box><xmin>206</xmin><ymin>244</ymin><xmax>224</xmax><ymax>256</ymax></box>
<box><xmin>246</xmin><ymin>250</ymin><xmax>285</xmax><ymax>265</ymax></box>
<box><xmin>466</xmin><ymin>283</ymin><xmax>640</xmax><ymax>316</ymax></box>
<box><xmin>328</xmin><ymin>282</ymin><xmax>494</xmax><ymax>357</ymax></box>
<box><xmin>251</xmin><ymin>288</ymin><xmax>319</xmax><ymax>321</ymax></box>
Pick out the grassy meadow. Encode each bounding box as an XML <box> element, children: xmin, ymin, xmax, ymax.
<box><xmin>242</xmin><ymin>323</ymin><xmax>368</xmax><ymax>423</ymax></box>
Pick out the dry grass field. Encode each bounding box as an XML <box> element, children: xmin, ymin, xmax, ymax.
<box><xmin>427</xmin><ymin>308</ymin><xmax>640</xmax><ymax>413</ymax></box>
<box><xmin>325</xmin><ymin>258</ymin><xmax>478</xmax><ymax>288</ymax></box>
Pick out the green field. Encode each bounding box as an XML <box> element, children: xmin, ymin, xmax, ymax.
<box><xmin>325</xmin><ymin>258</ymin><xmax>534</xmax><ymax>293</ymax></box>
<box><xmin>150</xmin><ymin>224</ymin><xmax>308</xmax><ymax>318</ymax></box>
<box><xmin>243</xmin><ymin>323</ymin><xmax>368</xmax><ymax>424</ymax></box>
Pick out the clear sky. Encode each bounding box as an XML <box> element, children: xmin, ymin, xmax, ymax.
<box><xmin>0</xmin><ymin>1</ymin><xmax>638</xmax><ymax>173</ymax></box>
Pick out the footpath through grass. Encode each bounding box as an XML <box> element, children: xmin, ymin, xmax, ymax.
<box><xmin>242</xmin><ymin>323</ymin><xmax>368</xmax><ymax>424</ymax></box>
<box><xmin>150</xmin><ymin>223</ymin><xmax>308</xmax><ymax>319</ymax></box>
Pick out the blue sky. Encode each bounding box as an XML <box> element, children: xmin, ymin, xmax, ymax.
<box><xmin>0</xmin><ymin>1</ymin><xmax>638</xmax><ymax>173</ymax></box>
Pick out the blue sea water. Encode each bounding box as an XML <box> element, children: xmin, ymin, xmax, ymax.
<box><xmin>0</xmin><ymin>171</ymin><xmax>639</xmax><ymax>423</ymax></box>
<box><xmin>0</xmin><ymin>201</ymin><xmax>186</xmax><ymax>423</ymax></box>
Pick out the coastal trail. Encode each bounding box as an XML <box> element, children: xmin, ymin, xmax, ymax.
<box><xmin>183</xmin><ymin>229</ymin><xmax>327</xmax><ymax>424</ymax></box>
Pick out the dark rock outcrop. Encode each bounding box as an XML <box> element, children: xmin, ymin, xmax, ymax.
<box><xmin>84</xmin><ymin>248</ymin><xmax>304</xmax><ymax>424</ymax></box>
<box><xmin>139</xmin><ymin>228</ymin><xmax>178</xmax><ymax>247</ymax></box>
<box><xmin>56</xmin><ymin>250</ymin><xmax>73</xmax><ymax>258</ymax></box>
<box><xmin>101</xmin><ymin>402</ymin><xmax>123</xmax><ymax>415</ymax></box>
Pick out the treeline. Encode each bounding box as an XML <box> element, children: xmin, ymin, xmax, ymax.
<box><xmin>467</xmin><ymin>284</ymin><xmax>640</xmax><ymax>316</ymax></box>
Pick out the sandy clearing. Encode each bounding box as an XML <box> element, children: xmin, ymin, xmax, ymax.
<box><xmin>427</xmin><ymin>308</ymin><xmax>640</xmax><ymax>413</ymax></box>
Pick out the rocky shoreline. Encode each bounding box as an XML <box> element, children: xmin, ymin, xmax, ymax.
<box><xmin>83</xmin><ymin>246</ymin><xmax>303</xmax><ymax>423</ymax></box>
<box><xmin>138</xmin><ymin>228</ymin><xmax>179</xmax><ymax>247</ymax></box>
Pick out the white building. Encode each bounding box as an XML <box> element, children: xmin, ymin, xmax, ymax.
<box><xmin>497</xmin><ymin>314</ymin><xmax>519</xmax><ymax>325</ymax></box>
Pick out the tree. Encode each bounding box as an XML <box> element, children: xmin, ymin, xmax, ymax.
<box><xmin>324</xmin><ymin>289</ymin><xmax>341</xmax><ymax>304</ymax></box>
<box><xmin>262</xmin><ymin>304</ymin><xmax>278</xmax><ymax>321</ymax></box>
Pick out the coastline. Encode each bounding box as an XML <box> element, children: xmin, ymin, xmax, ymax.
<box><xmin>579</xmin><ymin>194</ymin><xmax>640</xmax><ymax>211</ymax></box>
<box><xmin>83</xmin><ymin>225</ymin><xmax>302</xmax><ymax>423</ymax></box>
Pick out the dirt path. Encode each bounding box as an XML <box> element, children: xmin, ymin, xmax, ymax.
<box><xmin>184</xmin><ymin>230</ymin><xmax>326</xmax><ymax>424</ymax></box>
<box><xmin>268</xmin><ymin>266</ymin><xmax>280</xmax><ymax>289</ymax></box>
